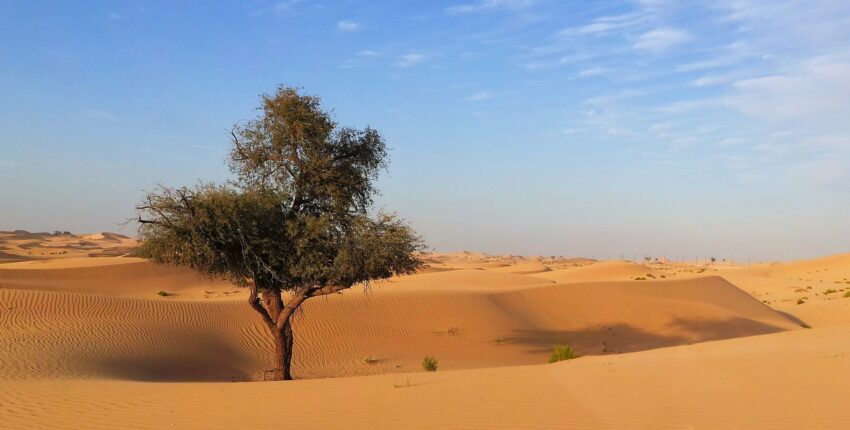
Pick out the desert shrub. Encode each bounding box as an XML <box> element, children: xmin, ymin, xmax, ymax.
<box><xmin>549</xmin><ymin>344</ymin><xmax>578</xmax><ymax>363</ymax></box>
<box><xmin>634</xmin><ymin>277</ymin><xmax>647</xmax><ymax>281</ymax></box>
<box><xmin>422</xmin><ymin>356</ymin><xmax>438</xmax><ymax>372</ymax></box>
<box><xmin>158</xmin><ymin>291</ymin><xmax>169</xmax><ymax>297</ymax></box>
<box><xmin>824</xmin><ymin>289</ymin><xmax>838</xmax><ymax>295</ymax></box>
<box><xmin>844</xmin><ymin>291</ymin><xmax>850</xmax><ymax>298</ymax></box>
<box><xmin>797</xmin><ymin>298</ymin><xmax>806</xmax><ymax>305</ymax></box>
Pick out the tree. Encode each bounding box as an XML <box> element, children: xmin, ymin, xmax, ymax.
<box><xmin>136</xmin><ymin>86</ymin><xmax>424</xmax><ymax>381</ymax></box>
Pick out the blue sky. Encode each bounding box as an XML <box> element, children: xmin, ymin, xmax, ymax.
<box><xmin>1</xmin><ymin>0</ymin><xmax>849</xmax><ymax>261</ymax></box>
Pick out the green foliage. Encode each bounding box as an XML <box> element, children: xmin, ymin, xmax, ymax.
<box><xmin>422</xmin><ymin>356</ymin><xmax>438</xmax><ymax>372</ymax></box>
<box><xmin>136</xmin><ymin>86</ymin><xmax>424</xmax><ymax>293</ymax></box>
<box><xmin>157</xmin><ymin>291</ymin><xmax>169</xmax><ymax>297</ymax></box>
<box><xmin>823</xmin><ymin>289</ymin><xmax>838</xmax><ymax>295</ymax></box>
<box><xmin>549</xmin><ymin>344</ymin><xmax>578</xmax><ymax>363</ymax></box>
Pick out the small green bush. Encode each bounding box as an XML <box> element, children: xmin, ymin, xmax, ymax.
<box><xmin>422</xmin><ymin>356</ymin><xmax>438</xmax><ymax>372</ymax></box>
<box><xmin>157</xmin><ymin>291</ymin><xmax>169</xmax><ymax>297</ymax></box>
<box><xmin>824</xmin><ymin>289</ymin><xmax>838</xmax><ymax>295</ymax></box>
<box><xmin>548</xmin><ymin>344</ymin><xmax>578</xmax><ymax>363</ymax></box>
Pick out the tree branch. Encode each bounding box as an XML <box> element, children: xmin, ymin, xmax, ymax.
<box><xmin>247</xmin><ymin>281</ymin><xmax>275</xmax><ymax>330</ymax></box>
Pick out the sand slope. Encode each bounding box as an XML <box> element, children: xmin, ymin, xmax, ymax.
<box><xmin>1</xmin><ymin>325</ymin><xmax>847</xmax><ymax>430</ymax></box>
<box><xmin>0</xmin><ymin>259</ymin><xmax>235</xmax><ymax>299</ymax></box>
<box><xmin>2</xmin><ymin>235</ymin><xmax>848</xmax><ymax>429</ymax></box>
<box><xmin>0</xmin><ymin>270</ymin><xmax>798</xmax><ymax>382</ymax></box>
<box><xmin>531</xmin><ymin>260</ymin><xmax>661</xmax><ymax>283</ymax></box>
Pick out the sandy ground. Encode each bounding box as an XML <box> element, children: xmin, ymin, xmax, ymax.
<box><xmin>1</xmin><ymin>232</ymin><xmax>849</xmax><ymax>429</ymax></box>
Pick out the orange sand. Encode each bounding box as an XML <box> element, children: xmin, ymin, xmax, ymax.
<box><xmin>1</xmin><ymin>232</ymin><xmax>848</xmax><ymax>429</ymax></box>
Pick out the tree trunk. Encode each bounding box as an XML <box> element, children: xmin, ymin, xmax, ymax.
<box><xmin>272</xmin><ymin>319</ymin><xmax>294</xmax><ymax>380</ymax></box>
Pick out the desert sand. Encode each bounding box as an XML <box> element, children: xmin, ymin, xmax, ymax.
<box><xmin>1</xmin><ymin>231</ymin><xmax>849</xmax><ymax>429</ymax></box>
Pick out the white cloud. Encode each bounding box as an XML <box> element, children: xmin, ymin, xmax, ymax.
<box><xmin>446</xmin><ymin>0</ymin><xmax>535</xmax><ymax>15</ymax></box>
<box><xmin>465</xmin><ymin>90</ymin><xmax>494</xmax><ymax>101</ymax></box>
<box><xmin>578</xmin><ymin>67</ymin><xmax>612</xmax><ymax>77</ymax></box>
<box><xmin>357</xmin><ymin>50</ymin><xmax>380</xmax><ymax>57</ymax></box>
<box><xmin>729</xmin><ymin>56</ymin><xmax>850</xmax><ymax>130</ymax></box>
<box><xmin>108</xmin><ymin>12</ymin><xmax>124</xmax><ymax>20</ymax></box>
<box><xmin>274</xmin><ymin>0</ymin><xmax>300</xmax><ymax>12</ymax></box>
<box><xmin>691</xmin><ymin>74</ymin><xmax>736</xmax><ymax>87</ymax></box>
<box><xmin>565</xmin><ymin>13</ymin><xmax>646</xmax><ymax>35</ymax></box>
<box><xmin>395</xmin><ymin>53</ymin><xmax>427</xmax><ymax>67</ymax></box>
<box><xmin>337</xmin><ymin>20</ymin><xmax>361</xmax><ymax>32</ymax></box>
<box><xmin>654</xmin><ymin>99</ymin><xmax>719</xmax><ymax>114</ymax></box>
<box><xmin>634</xmin><ymin>28</ymin><xmax>690</xmax><ymax>53</ymax></box>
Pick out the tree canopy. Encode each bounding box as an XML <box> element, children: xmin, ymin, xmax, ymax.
<box><xmin>136</xmin><ymin>86</ymin><xmax>424</xmax><ymax>380</ymax></box>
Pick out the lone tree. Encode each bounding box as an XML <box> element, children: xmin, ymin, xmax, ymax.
<box><xmin>136</xmin><ymin>86</ymin><xmax>424</xmax><ymax>380</ymax></box>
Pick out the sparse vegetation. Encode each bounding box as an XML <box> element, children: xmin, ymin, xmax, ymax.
<box><xmin>634</xmin><ymin>277</ymin><xmax>647</xmax><ymax>281</ymax></box>
<box><xmin>157</xmin><ymin>291</ymin><xmax>169</xmax><ymax>297</ymax></box>
<box><xmin>549</xmin><ymin>344</ymin><xmax>578</xmax><ymax>363</ymax></box>
<box><xmin>844</xmin><ymin>291</ymin><xmax>850</xmax><ymax>298</ymax></box>
<box><xmin>422</xmin><ymin>356</ymin><xmax>438</xmax><ymax>372</ymax></box>
<box><xmin>797</xmin><ymin>298</ymin><xmax>806</xmax><ymax>305</ymax></box>
<box><xmin>824</xmin><ymin>289</ymin><xmax>838</xmax><ymax>295</ymax></box>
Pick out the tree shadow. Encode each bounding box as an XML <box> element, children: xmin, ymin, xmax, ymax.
<box><xmin>84</xmin><ymin>335</ymin><xmax>258</xmax><ymax>382</ymax></box>
<box><xmin>498</xmin><ymin>316</ymin><xmax>790</xmax><ymax>355</ymax></box>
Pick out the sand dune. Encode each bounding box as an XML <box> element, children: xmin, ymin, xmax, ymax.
<box><xmin>0</xmin><ymin>268</ymin><xmax>798</xmax><ymax>383</ymax></box>
<box><xmin>0</xmin><ymin>230</ymin><xmax>137</xmax><ymax>260</ymax></box>
<box><xmin>0</xmin><ymin>259</ymin><xmax>235</xmax><ymax>299</ymax></box>
<box><xmin>1</xmin><ymin>234</ymin><xmax>848</xmax><ymax>429</ymax></box>
<box><xmin>1</xmin><ymin>325</ymin><xmax>847</xmax><ymax>430</ymax></box>
<box><xmin>531</xmin><ymin>260</ymin><xmax>660</xmax><ymax>282</ymax></box>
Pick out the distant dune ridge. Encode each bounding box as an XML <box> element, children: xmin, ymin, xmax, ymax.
<box><xmin>1</xmin><ymin>232</ymin><xmax>849</xmax><ymax>429</ymax></box>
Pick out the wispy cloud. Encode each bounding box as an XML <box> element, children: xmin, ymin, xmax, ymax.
<box><xmin>337</xmin><ymin>20</ymin><xmax>361</xmax><ymax>32</ymax></box>
<box><xmin>84</xmin><ymin>109</ymin><xmax>119</xmax><ymax>121</ymax></box>
<box><xmin>357</xmin><ymin>49</ymin><xmax>380</xmax><ymax>57</ymax></box>
<box><xmin>274</xmin><ymin>0</ymin><xmax>300</xmax><ymax>12</ymax></box>
<box><xmin>446</xmin><ymin>0</ymin><xmax>535</xmax><ymax>15</ymax></box>
<box><xmin>634</xmin><ymin>28</ymin><xmax>690</xmax><ymax>53</ymax></box>
<box><xmin>729</xmin><ymin>56</ymin><xmax>850</xmax><ymax>130</ymax></box>
<box><xmin>578</xmin><ymin>67</ymin><xmax>612</xmax><ymax>77</ymax></box>
<box><xmin>395</xmin><ymin>53</ymin><xmax>427</xmax><ymax>67</ymax></box>
<box><xmin>564</xmin><ymin>13</ymin><xmax>646</xmax><ymax>35</ymax></box>
<box><xmin>465</xmin><ymin>90</ymin><xmax>494</xmax><ymax>101</ymax></box>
